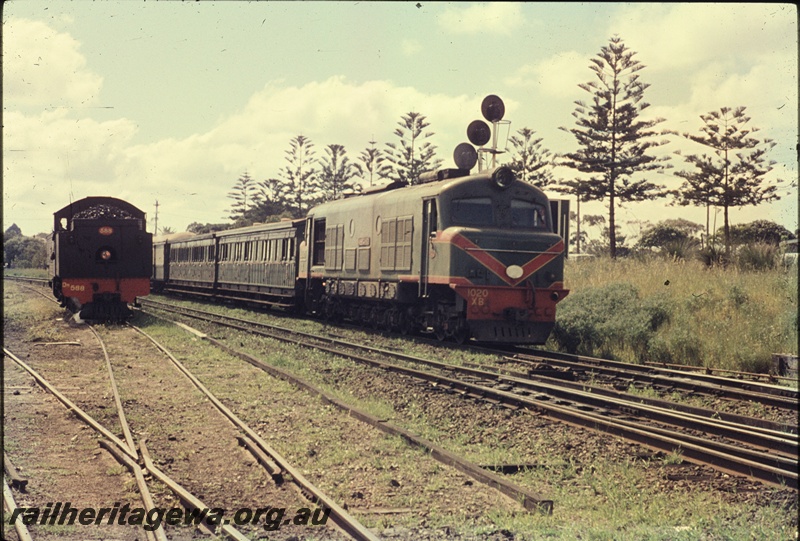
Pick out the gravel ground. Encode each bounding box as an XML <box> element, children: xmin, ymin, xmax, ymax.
<box><xmin>3</xmin><ymin>283</ymin><xmax>537</xmax><ymax>540</ymax></box>
<box><xmin>3</xmin><ymin>283</ymin><xmax>798</xmax><ymax>540</ymax></box>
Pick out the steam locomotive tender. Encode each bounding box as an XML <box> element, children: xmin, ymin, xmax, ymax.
<box><xmin>153</xmin><ymin>166</ymin><xmax>568</xmax><ymax>344</ymax></box>
<box><xmin>50</xmin><ymin>197</ymin><xmax>152</xmax><ymax>320</ymax></box>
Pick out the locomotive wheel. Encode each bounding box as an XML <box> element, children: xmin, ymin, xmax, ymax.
<box><xmin>452</xmin><ymin>328</ymin><xmax>469</xmax><ymax>345</ymax></box>
<box><xmin>370</xmin><ymin>307</ymin><xmax>382</xmax><ymax>330</ymax></box>
<box><xmin>321</xmin><ymin>298</ymin><xmax>339</xmax><ymax>322</ymax></box>
<box><xmin>397</xmin><ymin>312</ymin><xmax>413</xmax><ymax>335</ymax></box>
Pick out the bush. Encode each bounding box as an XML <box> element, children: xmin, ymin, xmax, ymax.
<box><xmin>560</xmin><ymin>257</ymin><xmax>798</xmax><ymax>371</ymax></box>
<box><xmin>721</xmin><ymin>220</ymin><xmax>795</xmax><ymax>246</ymax></box>
<box><xmin>697</xmin><ymin>245</ymin><xmax>728</xmax><ymax>267</ymax></box>
<box><xmin>637</xmin><ymin>225</ymin><xmax>689</xmax><ymax>248</ymax></box>
<box><xmin>550</xmin><ymin>283</ymin><xmax>671</xmax><ymax>359</ymax></box>
<box><xmin>735</xmin><ymin>242</ymin><xmax>779</xmax><ymax>272</ymax></box>
<box><xmin>661</xmin><ymin>238</ymin><xmax>700</xmax><ymax>261</ymax></box>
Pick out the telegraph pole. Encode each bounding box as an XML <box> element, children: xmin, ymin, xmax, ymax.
<box><xmin>154</xmin><ymin>200</ymin><xmax>159</xmax><ymax>236</ymax></box>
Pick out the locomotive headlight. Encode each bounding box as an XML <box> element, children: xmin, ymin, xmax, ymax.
<box><xmin>101</xmin><ymin>250</ymin><xmax>112</xmax><ymax>260</ymax></box>
<box><xmin>492</xmin><ymin>166</ymin><xmax>515</xmax><ymax>189</ymax></box>
<box><xmin>506</xmin><ymin>265</ymin><xmax>523</xmax><ymax>279</ymax></box>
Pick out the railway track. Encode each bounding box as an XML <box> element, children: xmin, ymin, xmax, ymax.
<box><xmin>6</xmin><ymin>275</ymin><xmax>794</xmax><ymax>392</ymax></box>
<box><xmin>7</xmin><ymin>281</ymin><xmax>556</xmax><ymax>537</ymax></box>
<box><xmin>2</xmin><ymin>286</ymin><xmax>372</xmax><ymax>540</ymax></box>
<box><xmin>499</xmin><ymin>347</ymin><xmax>798</xmax><ymax>410</ymax></box>
<box><xmin>4</xmin><ymin>347</ymin><xmax>171</xmax><ymax>541</ymax></box>
<box><xmin>3</xmin><ymin>338</ymin><xmax>366</xmax><ymax>540</ymax></box>
<box><xmin>139</xmin><ymin>298</ymin><xmax>798</xmax><ymax>491</ymax></box>
<box><xmin>143</xmin><ymin>310</ymin><xmax>556</xmax><ymax>514</ymax></box>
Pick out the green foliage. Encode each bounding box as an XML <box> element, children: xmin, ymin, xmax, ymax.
<box><xmin>558</xmin><ymin>257</ymin><xmax>798</xmax><ymax>370</ymax></box>
<box><xmin>635</xmin><ymin>221</ymin><xmax>703</xmax><ymax>260</ymax></box>
<box><xmin>318</xmin><ymin>143</ymin><xmax>362</xmax><ymax>200</ymax></box>
<box><xmin>274</xmin><ymin>135</ymin><xmax>323</xmax><ymax>218</ymax></box>
<box><xmin>697</xmin><ymin>245</ymin><xmax>728</xmax><ymax>267</ymax></box>
<box><xmin>4</xmin><ymin>231</ymin><xmax>47</xmax><ymax>269</ymax></box>
<box><xmin>384</xmin><ymin>112</ymin><xmax>442</xmax><ymax>185</ymax></box>
<box><xmin>4</xmin><ymin>223</ymin><xmax>22</xmax><ymax>241</ymax></box>
<box><xmin>661</xmin><ymin>238</ymin><xmax>701</xmax><ymax>261</ymax></box>
<box><xmin>721</xmin><ymin>219</ymin><xmax>795</xmax><ymax>246</ymax></box>
<box><xmin>358</xmin><ymin>140</ymin><xmax>392</xmax><ymax>188</ymax></box>
<box><xmin>671</xmin><ymin>107</ymin><xmax>782</xmax><ymax>253</ymax></box>
<box><xmin>186</xmin><ymin>222</ymin><xmax>232</xmax><ymax>234</ymax></box>
<box><xmin>638</xmin><ymin>224</ymin><xmax>690</xmax><ymax>248</ymax></box>
<box><xmin>507</xmin><ymin>127</ymin><xmax>557</xmax><ymax>187</ymax></box>
<box><xmin>550</xmin><ymin>283</ymin><xmax>671</xmax><ymax>358</ymax></box>
<box><xmin>558</xmin><ymin>36</ymin><xmax>671</xmax><ymax>258</ymax></box>
<box><xmin>227</xmin><ymin>171</ymin><xmax>260</xmax><ymax>223</ymax></box>
<box><xmin>735</xmin><ymin>242</ymin><xmax>780</xmax><ymax>272</ymax></box>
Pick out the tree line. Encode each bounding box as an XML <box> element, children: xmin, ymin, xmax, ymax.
<box><xmin>215</xmin><ymin>111</ymin><xmax>444</xmax><ymax>231</ymax></box>
<box><xmin>194</xmin><ymin>36</ymin><xmax>791</xmax><ymax>258</ymax></box>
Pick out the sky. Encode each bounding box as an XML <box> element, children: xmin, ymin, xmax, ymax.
<box><xmin>3</xmin><ymin>1</ymin><xmax>798</xmax><ymax>243</ymax></box>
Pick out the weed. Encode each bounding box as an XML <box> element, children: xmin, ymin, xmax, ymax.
<box><xmin>663</xmin><ymin>449</ymin><xmax>684</xmax><ymax>465</ymax></box>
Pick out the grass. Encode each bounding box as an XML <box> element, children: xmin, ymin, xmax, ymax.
<box><xmin>550</xmin><ymin>256</ymin><xmax>798</xmax><ymax>373</ymax></box>
<box><xmin>3</xmin><ymin>267</ymin><xmax>49</xmax><ymax>279</ymax></box>
<box><xmin>114</xmin><ymin>297</ymin><xmax>799</xmax><ymax>540</ymax></box>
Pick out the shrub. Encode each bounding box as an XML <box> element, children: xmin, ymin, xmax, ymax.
<box><xmin>735</xmin><ymin>242</ymin><xmax>779</xmax><ymax>272</ymax></box>
<box><xmin>697</xmin><ymin>245</ymin><xmax>728</xmax><ymax>267</ymax></box>
<box><xmin>560</xmin><ymin>257</ymin><xmax>798</xmax><ymax>371</ymax></box>
<box><xmin>721</xmin><ymin>220</ymin><xmax>795</xmax><ymax>246</ymax></box>
<box><xmin>661</xmin><ymin>238</ymin><xmax>701</xmax><ymax>261</ymax></box>
<box><xmin>550</xmin><ymin>283</ymin><xmax>672</xmax><ymax>359</ymax></box>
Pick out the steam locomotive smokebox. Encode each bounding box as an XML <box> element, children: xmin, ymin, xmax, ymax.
<box><xmin>772</xmin><ymin>353</ymin><xmax>798</xmax><ymax>378</ymax></box>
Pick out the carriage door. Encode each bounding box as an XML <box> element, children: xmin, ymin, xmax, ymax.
<box><xmin>420</xmin><ymin>198</ymin><xmax>437</xmax><ymax>298</ymax></box>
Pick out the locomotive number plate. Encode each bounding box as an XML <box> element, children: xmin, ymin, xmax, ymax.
<box><xmin>62</xmin><ymin>282</ymin><xmax>86</xmax><ymax>292</ymax></box>
<box><xmin>467</xmin><ymin>288</ymin><xmax>489</xmax><ymax>306</ymax></box>
<box><xmin>98</xmin><ymin>226</ymin><xmax>114</xmax><ymax>236</ymax></box>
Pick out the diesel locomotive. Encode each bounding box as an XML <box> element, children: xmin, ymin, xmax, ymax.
<box><xmin>153</xmin><ymin>165</ymin><xmax>568</xmax><ymax>344</ymax></box>
<box><xmin>49</xmin><ymin>197</ymin><xmax>152</xmax><ymax>320</ymax></box>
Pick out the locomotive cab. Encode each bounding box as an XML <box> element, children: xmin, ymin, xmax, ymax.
<box><xmin>426</xmin><ymin>167</ymin><xmax>568</xmax><ymax>342</ymax></box>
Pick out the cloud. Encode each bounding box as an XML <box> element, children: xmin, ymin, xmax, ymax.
<box><xmin>401</xmin><ymin>39</ymin><xmax>423</xmax><ymax>56</ymax></box>
<box><xmin>3</xmin><ymin>108</ymin><xmax>140</xmax><ymax>233</ymax></box>
<box><xmin>438</xmin><ymin>3</ymin><xmax>525</xmax><ymax>35</ymax></box>
<box><xmin>4</xmin><ymin>75</ymin><xmax>485</xmax><ymax>234</ymax></box>
<box><xmin>610</xmin><ymin>4</ymin><xmax>796</xmax><ymax>72</ymax></box>
<box><xmin>3</xmin><ymin>17</ymin><xmax>103</xmax><ymax>109</ymax></box>
<box><xmin>505</xmin><ymin>50</ymin><xmax>588</xmax><ymax>98</ymax></box>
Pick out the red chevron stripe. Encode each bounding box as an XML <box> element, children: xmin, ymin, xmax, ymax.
<box><xmin>436</xmin><ymin>232</ymin><xmax>563</xmax><ymax>286</ymax></box>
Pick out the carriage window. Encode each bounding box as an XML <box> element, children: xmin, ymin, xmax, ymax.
<box><xmin>511</xmin><ymin>200</ymin><xmax>548</xmax><ymax>229</ymax></box>
<box><xmin>451</xmin><ymin>198</ymin><xmax>493</xmax><ymax>226</ymax></box>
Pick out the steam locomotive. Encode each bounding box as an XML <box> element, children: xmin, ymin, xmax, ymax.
<box><xmin>49</xmin><ymin>197</ymin><xmax>152</xmax><ymax>320</ymax></box>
